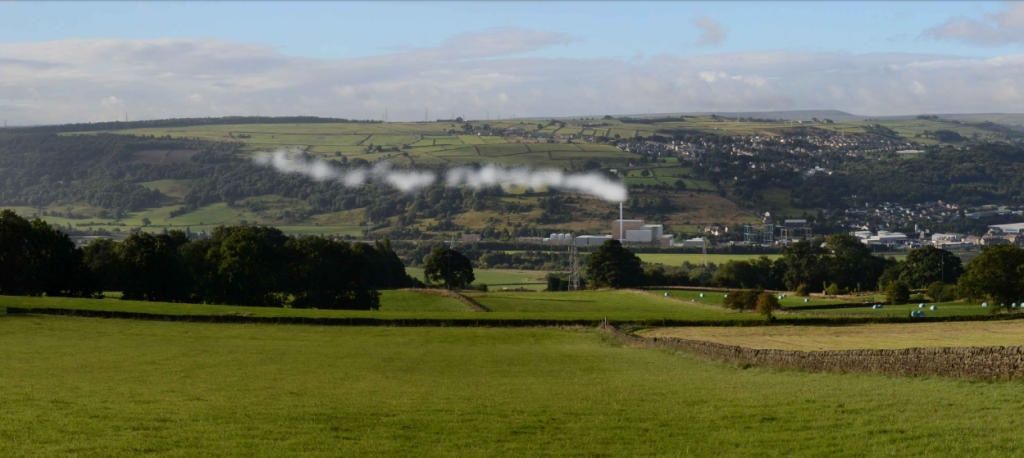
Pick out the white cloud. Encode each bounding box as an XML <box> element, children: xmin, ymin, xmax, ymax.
<box><xmin>100</xmin><ymin>96</ymin><xmax>124</xmax><ymax>110</ymax></box>
<box><xmin>924</xmin><ymin>3</ymin><xmax>1024</xmax><ymax>46</ymax></box>
<box><xmin>690</xmin><ymin>16</ymin><xmax>728</xmax><ymax>46</ymax></box>
<box><xmin>3</xmin><ymin>29</ymin><xmax>1024</xmax><ymax>124</ymax></box>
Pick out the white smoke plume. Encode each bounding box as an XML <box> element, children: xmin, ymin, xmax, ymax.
<box><xmin>254</xmin><ymin>151</ymin><xmax>628</xmax><ymax>202</ymax></box>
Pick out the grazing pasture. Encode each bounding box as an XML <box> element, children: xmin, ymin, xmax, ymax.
<box><xmin>3</xmin><ymin>316</ymin><xmax>1024</xmax><ymax>457</ymax></box>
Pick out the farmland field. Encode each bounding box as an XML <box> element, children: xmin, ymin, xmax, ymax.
<box><xmin>4</xmin><ymin>315</ymin><xmax>1024</xmax><ymax>456</ymax></box>
<box><xmin>405</xmin><ymin>268</ymin><xmax>547</xmax><ymax>291</ymax></box>
<box><xmin>651</xmin><ymin>289</ymin><xmax>888</xmax><ymax>308</ymax></box>
<box><xmin>799</xmin><ymin>301</ymin><xmax>989</xmax><ymax>317</ymax></box>
<box><xmin>639</xmin><ymin>320</ymin><xmax>1024</xmax><ymax>351</ymax></box>
<box><xmin>0</xmin><ymin>291</ymin><xmax>763</xmax><ymax>322</ymax></box>
<box><xmin>464</xmin><ymin>290</ymin><xmax>760</xmax><ymax>321</ymax></box>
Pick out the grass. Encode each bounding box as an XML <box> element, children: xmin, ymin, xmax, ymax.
<box><xmin>5</xmin><ymin>316</ymin><xmax>1024</xmax><ymax>456</ymax></box>
<box><xmin>639</xmin><ymin>320</ymin><xmax>1024</xmax><ymax>351</ymax></box>
<box><xmin>638</xmin><ymin>253</ymin><xmax>780</xmax><ymax>266</ymax></box>
<box><xmin>0</xmin><ymin>290</ymin><xmax>763</xmax><ymax>323</ymax></box>
<box><xmin>138</xmin><ymin>179</ymin><xmax>194</xmax><ymax>199</ymax></box>
<box><xmin>405</xmin><ymin>267</ymin><xmax>548</xmax><ymax>291</ymax></box>
<box><xmin>802</xmin><ymin>301</ymin><xmax>989</xmax><ymax>317</ymax></box>
<box><xmin>464</xmin><ymin>290</ymin><xmax>760</xmax><ymax>321</ymax></box>
<box><xmin>651</xmin><ymin>289</ymin><xmax>887</xmax><ymax>308</ymax></box>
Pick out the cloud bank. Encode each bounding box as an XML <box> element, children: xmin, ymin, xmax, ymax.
<box><xmin>255</xmin><ymin>151</ymin><xmax>628</xmax><ymax>202</ymax></box>
<box><xmin>924</xmin><ymin>3</ymin><xmax>1024</xmax><ymax>46</ymax></box>
<box><xmin>4</xmin><ymin>27</ymin><xmax>1024</xmax><ymax>124</ymax></box>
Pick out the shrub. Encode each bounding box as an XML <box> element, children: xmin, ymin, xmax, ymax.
<box><xmin>885</xmin><ymin>280</ymin><xmax>911</xmax><ymax>305</ymax></box>
<box><xmin>756</xmin><ymin>292</ymin><xmax>779</xmax><ymax>322</ymax></box>
<box><xmin>796</xmin><ymin>284</ymin><xmax>810</xmax><ymax>297</ymax></box>
<box><xmin>475</xmin><ymin>283</ymin><xmax>488</xmax><ymax>292</ymax></box>
<box><xmin>825</xmin><ymin>283</ymin><xmax>839</xmax><ymax>297</ymax></box>
<box><xmin>926</xmin><ymin>281</ymin><xmax>957</xmax><ymax>303</ymax></box>
<box><xmin>724</xmin><ymin>289</ymin><xmax>762</xmax><ymax>310</ymax></box>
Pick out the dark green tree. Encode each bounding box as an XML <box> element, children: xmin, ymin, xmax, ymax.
<box><xmin>883</xmin><ymin>246</ymin><xmax>965</xmax><ymax>288</ymax></box>
<box><xmin>0</xmin><ymin>210</ymin><xmax>98</xmax><ymax>297</ymax></box>
<box><xmin>824</xmin><ymin>234</ymin><xmax>893</xmax><ymax>292</ymax></box>
<box><xmin>779</xmin><ymin>240</ymin><xmax>828</xmax><ymax>291</ymax></box>
<box><xmin>205</xmin><ymin>226</ymin><xmax>288</xmax><ymax>307</ymax></box>
<box><xmin>116</xmin><ymin>232</ymin><xmax>190</xmax><ymax>302</ymax></box>
<box><xmin>585</xmin><ymin>240</ymin><xmax>643</xmax><ymax>289</ymax></box>
<box><xmin>285</xmin><ymin>236</ymin><xmax>380</xmax><ymax>310</ymax></box>
<box><xmin>957</xmin><ymin>245</ymin><xmax>1024</xmax><ymax>306</ymax></box>
<box><xmin>423</xmin><ymin>246</ymin><xmax>475</xmax><ymax>290</ymax></box>
<box><xmin>83</xmin><ymin>238</ymin><xmax>121</xmax><ymax>291</ymax></box>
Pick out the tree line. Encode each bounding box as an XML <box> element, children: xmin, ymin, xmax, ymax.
<box><xmin>0</xmin><ymin>210</ymin><xmax>417</xmax><ymax>309</ymax></box>
<box><xmin>6</xmin><ymin>116</ymin><xmax>381</xmax><ymax>134</ymax></box>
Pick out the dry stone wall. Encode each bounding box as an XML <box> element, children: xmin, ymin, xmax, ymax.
<box><xmin>605</xmin><ymin>325</ymin><xmax>1024</xmax><ymax>380</ymax></box>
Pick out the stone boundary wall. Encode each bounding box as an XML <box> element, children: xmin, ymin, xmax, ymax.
<box><xmin>602</xmin><ymin>325</ymin><xmax>1024</xmax><ymax>380</ymax></box>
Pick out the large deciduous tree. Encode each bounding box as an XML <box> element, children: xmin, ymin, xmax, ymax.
<box><xmin>205</xmin><ymin>226</ymin><xmax>288</xmax><ymax>307</ymax></box>
<box><xmin>957</xmin><ymin>245</ymin><xmax>1024</xmax><ymax>306</ymax></box>
<box><xmin>879</xmin><ymin>246</ymin><xmax>965</xmax><ymax>289</ymax></box>
<box><xmin>423</xmin><ymin>246</ymin><xmax>475</xmax><ymax>290</ymax></box>
<box><xmin>585</xmin><ymin>240</ymin><xmax>643</xmax><ymax>289</ymax></box>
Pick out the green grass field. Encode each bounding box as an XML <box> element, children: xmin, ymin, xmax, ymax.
<box><xmin>405</xmin><ymin>267</ymin><xmax>548</xmax><ymax>291</ymax></box>
<box><xmin>4</xmin><ymin>315</ymin><xmax>1024</xmax><ymax>456</ymax></box>
<box><xmin>465</xmin><ymin>290</ymin><xmax>760</xmax><ymax>321</ymax></box>
<box><xmin>640</xmin><ymin>320</ymin><xmax>1024</xmax><ymax>351</ymax></box>
<box><xmin>801</xmin><ymin>301</ymin><xmax>989</xmax><ymax>317</ymax></box>
<box><xmin>0</xmin><ymin>290</ymin><xmax>766</xmax><ymax>323</ymax></box>
<box><xmin>651</xmin><ymin>289</ymin><xmax>887</xmax><ymax>308</ymax></box>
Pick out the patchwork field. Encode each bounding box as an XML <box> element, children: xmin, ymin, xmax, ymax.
<box><xmin>4</xmin><ymin>315</ymin><xmax>1024</xmax><ymax>456</ymax></box>
<box><xmin>639</xmin><ymin>320</ymin><xmax>1024</xmax><ymax>351</ymax></box>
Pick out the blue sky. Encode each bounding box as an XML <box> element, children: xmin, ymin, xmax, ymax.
<box><xmin>2</xmin><ymin>1</ymin><xmax>1019</xmax><ymax>59</ymax></box>
<box><xmin>2</xmin><ymin>1</ymin><xmax>1024</xmax><ymax>123</ymax></box>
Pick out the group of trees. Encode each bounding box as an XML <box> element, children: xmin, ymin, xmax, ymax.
<box><xmin>1</xmin><ymin>210</ymin><xmax>417</xmax><ymax>309</ymax></box>
<box><xmin>87</xmin><ymin>227</ymin><xmax>416</xmax><ymax>309</ymax></box>
<box><xmin>0</xmin><ymin>210</ymin><xmax>97</xmax><ymax>297</ymax></box>
<box><xmin>713</xmin><ymin>234</ymin><xmax>895</xmax><ymax>293</ymax></box>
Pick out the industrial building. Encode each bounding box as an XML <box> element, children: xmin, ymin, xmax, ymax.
<box><xmin>854</xmin><ymin>230</ymin><xmax>909</xmax><ymax>245</ymax></box>
<box><xmin>989</xmin><ymin>223</ymin><xmax>1024</xmax><ymax>234</ymax></box>
<box><xmin>678</xmin><ymin>237</ymin><xmax>707</xmax><ymax>247</ymax></box>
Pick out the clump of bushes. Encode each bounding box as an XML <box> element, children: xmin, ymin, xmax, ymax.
<box><xmin>796</xmin><ymin>284</ymin><xmax>810</xmax><ymax>297</ymax></box>
<box><xmin>756</xmin><ymin>291</ymin><xmax>780</xmax><ymax>322</ymax></box>
<box><xmin>885</xmin><ymin>280</ymin><xmax>911</xmax><ymax>305</ymax></box>
<box><xmin>926</xmin><ymin>281</ymin><xmax>957</xmax><ymax>303</ymax></box>
<box><xmin>824</xmin><ymin>282</ymin><xmax>840</xmax><ymax>297</ymax></box>
<box><xmin>724</xmin><ymin>289</ymin><xmax>763</xmax><ymax>311</ymax></box>
<box><xmin>475</xmin><ymin>283</ymin><xmax>489</xmax><ymax>292</ymax></box>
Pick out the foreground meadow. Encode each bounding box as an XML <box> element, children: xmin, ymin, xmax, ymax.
<box><xmin>2</xmin><ymin>315</ymin><xmax>1024</xmax><ymax>457</ymax></box>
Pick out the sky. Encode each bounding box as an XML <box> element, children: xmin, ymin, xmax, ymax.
<box><xmin>2</xmin><ymin>1</ymin><xmax>1024</xmax><ymax>124</ymax></box>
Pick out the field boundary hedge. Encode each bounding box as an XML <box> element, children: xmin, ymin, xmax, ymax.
<box><xmin>10</xmin><ymin>306</ymin><xmax>1024</xmax><ymax>328</ymax></box>
<box><xmin>602</xmin><ymin>325</ymin><xmax>1024</xmax><ymax>380</ymax></box>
